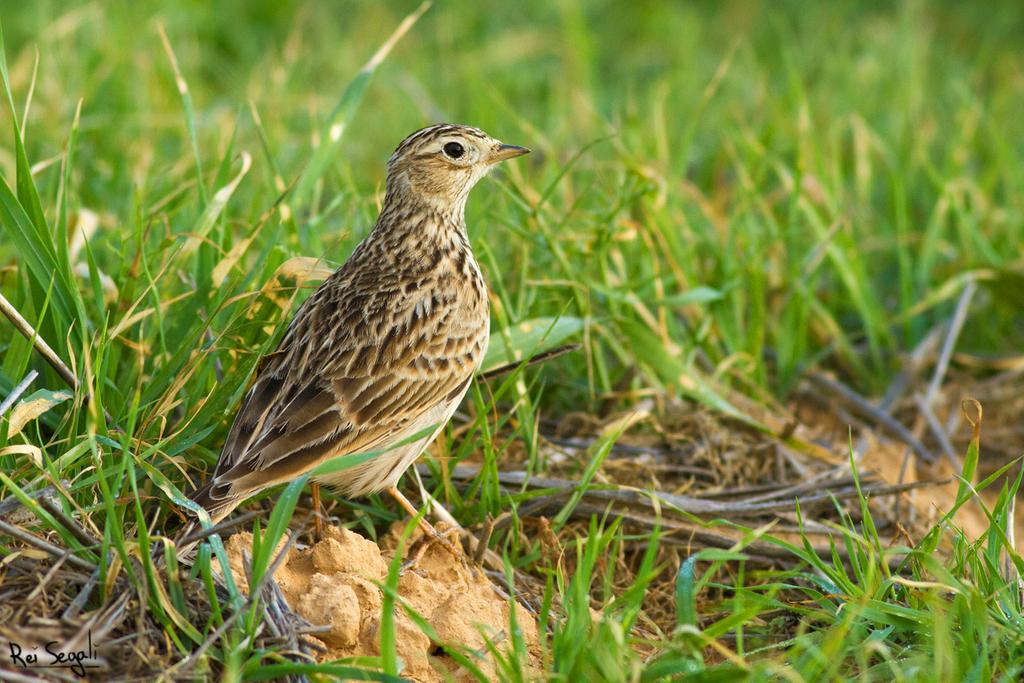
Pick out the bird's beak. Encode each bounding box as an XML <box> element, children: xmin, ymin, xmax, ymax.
<box><xmin>488</xmin><ymin>143</ymin><xmax>531</xmax><ymax>164</ymax></box>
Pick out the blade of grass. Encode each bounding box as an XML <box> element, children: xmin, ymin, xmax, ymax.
<box><xmin>291</xmin><ymin>1</ymin><xmax>432</xmax><ymax>206</ymax></box>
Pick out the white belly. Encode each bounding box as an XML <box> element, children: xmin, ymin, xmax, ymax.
<box><xmin>313</xmin><ymin>389</ymin><xmax>466</xmax><ymax>498</ymax></box>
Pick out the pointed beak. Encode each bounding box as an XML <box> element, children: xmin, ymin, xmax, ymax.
<box><xmin>488</xmin><ymin>143</ymin><xmax>531</xmax><ymax>164</ymax></box>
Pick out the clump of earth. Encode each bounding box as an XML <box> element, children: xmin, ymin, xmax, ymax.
<box><xmin>224</xmin><ymin>524</ymin><xmax>541</xmax><ymax>682</ymax></box>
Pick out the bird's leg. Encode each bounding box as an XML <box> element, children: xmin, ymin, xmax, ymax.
<box><xmin>311</xmin><ymin>482</ymin><xmax>324</xmax><ymax>540</ymax></box>
<box><xmin>386</xmin><ymin>486</ymin><xmax>460</xmax><ymax>560</ymax></box>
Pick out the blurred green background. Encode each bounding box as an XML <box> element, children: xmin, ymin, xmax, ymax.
<box><xmin>2</xmin><ymin>0</ymin><xmax>1023</xmax><ymax>404</ymax></box>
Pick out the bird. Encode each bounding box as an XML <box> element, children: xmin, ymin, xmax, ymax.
<box><xmin>178</xmin><ymin>123</ymin><xmax>529</xmax><ymax>556</ymax></box>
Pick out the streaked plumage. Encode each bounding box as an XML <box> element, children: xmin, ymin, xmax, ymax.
<box><xmin>187</xmin><ymin>124</ymin><xmax>528</xmax><ymax>532</ymax></box>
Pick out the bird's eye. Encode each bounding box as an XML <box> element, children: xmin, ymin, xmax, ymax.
<box><xmin>442</xmin><ymin>141</ymin><xmax>465</xmax><ymax>159</ymax></box>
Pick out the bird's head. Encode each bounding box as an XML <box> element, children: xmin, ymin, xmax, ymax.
<box><xmin>384</xmin><ymin>123</ymin><xmax>529</xmax><ymax>211</ymax></box>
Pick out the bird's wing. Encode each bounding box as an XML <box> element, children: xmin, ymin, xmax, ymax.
<box><xmin>198</xmin><ymin>269</ymin><xmax>486</xmax><ymax>513</ymax></box>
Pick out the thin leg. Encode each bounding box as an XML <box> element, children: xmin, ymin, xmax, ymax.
<box><xmin>311</xmin><ymin>482</ymin><xmax>324</xmax><ymax>540</ymax></box>
<box><xmin>386</xmin><ymin>486</ymin><xmax>459</xmax><ymax>559</ymax></box>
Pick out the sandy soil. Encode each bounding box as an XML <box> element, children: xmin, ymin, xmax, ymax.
<box><xmin>224</xmin><ymin>524</ymin><xmax>541</xmax><ymax>682</ymax></box>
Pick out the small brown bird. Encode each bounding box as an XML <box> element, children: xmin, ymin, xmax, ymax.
<box><xmin>184</xmin><ymin>124</ymin><xmax>528</xmax><ymax>550</ymax></box>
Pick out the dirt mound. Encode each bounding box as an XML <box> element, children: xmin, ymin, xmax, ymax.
<box><xmin>224</xmin><ymin>524</ymin><xmax>540</xmax><ymax>682</ymax></box>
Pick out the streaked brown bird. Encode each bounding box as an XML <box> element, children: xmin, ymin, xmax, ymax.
<box><xmin>182</xmin><ymin>123</ymin><xmax>528</xmax><ymax>552</ymax></box>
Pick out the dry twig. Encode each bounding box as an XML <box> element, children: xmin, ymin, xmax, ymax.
<box><xmin>0</xmin><ymin>291</ymin><xmax>78</xmax><ymax>390</ymax></box>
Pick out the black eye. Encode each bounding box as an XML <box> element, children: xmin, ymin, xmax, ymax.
<box><xmin>443</xmin><ymin>141</ymin><xmax>465</xmax><ymax>159</ymax></box>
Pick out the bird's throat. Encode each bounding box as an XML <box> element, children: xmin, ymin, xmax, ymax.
<box><xmin>369</xmin><ymin>195</ymin><xmax>472</xmax><ymax>270</ymax></box>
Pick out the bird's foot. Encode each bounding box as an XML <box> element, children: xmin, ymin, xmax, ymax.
<box><xmin>401</xmin><ymin>521</ymin><xmax>461</xmax><ymax>573</ymax></box>
<box><xmin>385</xmin><ymin>486</ymin><xmax>463</xmax><ymax>571</ymax></box>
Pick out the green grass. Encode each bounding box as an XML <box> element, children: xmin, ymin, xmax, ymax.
<box><xmin>1</xmin><ymin>0</ymin><xmax>1023</xmax><ymax>680</ymax></box>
